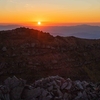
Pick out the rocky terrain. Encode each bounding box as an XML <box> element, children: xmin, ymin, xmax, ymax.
<box><xmin>0</xmin><ymin>76</ymin><xmax>100</xmax><ymax>100</ymax></box>
<box><xmin>0</xmin><ymin>27</ymin><xmax>100</xmax><ymax>82</ymax></box>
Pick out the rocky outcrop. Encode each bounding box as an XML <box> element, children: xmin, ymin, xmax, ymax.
<box><xmin>0</xmin><ymin>76</ymin><xmax>100</xmax><ymax>100</ymax></box>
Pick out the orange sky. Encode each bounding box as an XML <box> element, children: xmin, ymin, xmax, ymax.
<box><xmin>0</xmin><ymin>0</ymin><xmax>100</xmax><ymax>26</ymax></box>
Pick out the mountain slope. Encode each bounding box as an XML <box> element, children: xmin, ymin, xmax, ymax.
<box><xmin>0</xmin><ymin>27</ymin><xmax>100</xmax><ymax>83</ymax></box>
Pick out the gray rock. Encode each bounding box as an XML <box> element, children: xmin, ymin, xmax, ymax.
<box><xmin>61</xmin><ymin>82</ymin><xmax>68</xmax><ymax>90</ymax></box>
<box><xmin>75</xmin><ymin>81</ymin><xmax>84</xmax><ymax>90</ymax></box>
<box><xmin>56</xmin><ymin>80</ymin><xmax>62</xmax><ymax>87</ymax></box>
<box><xmin>65</xmin><ymin>82</ymin><xmax>72</xmax><ymax>90</ymax></box>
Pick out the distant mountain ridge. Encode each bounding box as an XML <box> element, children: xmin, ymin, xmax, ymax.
<box><xmin>0</xmin><ymin>24</ymin><xmax>21</xmax><ymax>30</ymax></box>
<box><xmin>39</xmin><ymin>24</ymin><xmax>100</xmax><ymax>39</ymax></box>
<box><xmin>0</xmin><ymin>24</ymin><xmax>100</xmax><ymax>39</ymax></box>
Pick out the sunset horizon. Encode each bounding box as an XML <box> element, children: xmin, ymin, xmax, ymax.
<box><xmin>0</xmin><ymin>0</ymin><xmax>100</xmax><ymax>26</ymax></box>
<box><xmin>1</xmin><ymin>20</ymin><xmax>100</xmax><ymax>26</ymax></box>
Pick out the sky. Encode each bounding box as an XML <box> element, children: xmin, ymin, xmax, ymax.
<box><xmin>0</xmin><ymin>0</ymin><xmax>100</xmax><ymax>26</ymax></box>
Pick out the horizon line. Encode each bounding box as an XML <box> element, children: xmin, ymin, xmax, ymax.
<box><xmin>0</xmin><ymin>22</ymin><xmax>100</xmax><ymax>27</ymax></box>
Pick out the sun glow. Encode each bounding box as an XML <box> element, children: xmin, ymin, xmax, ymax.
<box><xmin>38</xmin><ymin>21</ymin><xmax>41</xmax><ymax>25</ymax></box>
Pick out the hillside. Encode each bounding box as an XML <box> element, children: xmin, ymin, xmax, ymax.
<box><xmin>0</xmin><ymin>27</ymin><xmax>100</xmax><ymax>83</ymax></box>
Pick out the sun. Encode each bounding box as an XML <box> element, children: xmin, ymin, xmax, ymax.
<box><xmin>38</xmin><ymin>21</ymin><xmax>41</xmax><ymax>25</ymax></box>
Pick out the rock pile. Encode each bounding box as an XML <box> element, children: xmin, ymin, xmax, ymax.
<box><xmin>0</xmin><ymin>76</ymin><xmax>100</xmax><ymax>100</ymax></box>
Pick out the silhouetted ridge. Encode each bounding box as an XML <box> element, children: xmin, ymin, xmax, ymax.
<box><xmin>0</xmin><ymin>27</ymin><xmax>54</xmax><ymax>42</ymax></box>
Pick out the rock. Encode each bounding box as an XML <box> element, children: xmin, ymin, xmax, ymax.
<box><xmin>4</xmin><ymin>76</ymin><xmax>26</xmax><ymax>88</ymax></box>
<box><xmin>82</xmin><ymin>81</ymin><xmax>89</xmax><ymax>88</ymax></box>
<box><xmin>21</xmin><ymin>86</ymin><xmax>42</xmax><ymax>100</ymax></box>
<box><xmin>82</xmin><ymin>91</ymin><xmax>88</xmax><ymax>100</ymax></box>
<box><xmin>0</xmin><ymin>62</ymin><xmax>6</xmax><ymax>70</ymax></box>
<box><xmin>75</xmin><ymin>80</ymin><xmax>84</xmax><ymax>90</ymax></box>
<box><xmin>4</xmin><ymin>76</ymin><xmax>20</xmax><ymax>88</ymax></box>
<box><xmin>65</xmin><ymin>82</ymin><xmax>72</xmax><ymax>90</ymax></box>
<box><xmin>52</xmin><ymin>81</ymin><xmax>60</xmax><ymax>89</ymax></box>
<box><xmin>47</xmin><ymin>85</ymin><xmax>53</xmax><ymax>91</ymax></box>
<box><xmin>30</xmin><ymin>98</ymin><xmax>36</xmax><ymax>100</ymax></box>
<box><xmin>0</xmin><ymin>85</ymin><xmax>10</xmax><ymax>94</ymax></box>
<box><xmin>42</xmin><ymin>89</ymin><xmax>49</xmax><ymax>97</ymax></box>
<box><xmin>57</xmin><ymin>89</ymin><xmax>63</xmax><ymax>97</ymax></box>
<box><xmin>63</xmin><ymin>93</ymin><xmax>68</xmax><ymax>99</ymax></box>
<box><xmin>19</xmin><ymin>78</ymin><xmax>26</xmax><ymax>86</ymax></box>
<box><xmin>55</xmin><ymin>80</ymin><xmax>62</xmax><ymax>87</ymax></box>
<box><xmin>4</xmin><ymin>77</ymin><xmax>12</xmax><ymax>87</ymax></box>
<box><xmin>54</xmin><ymin>96</ymin><xmax>62</xmax><ymax>100</ymax></box>
<box><xmin>1</xmin><ymin>76</ymin><xmax>100</xmax><ymax>100</ymax></box>
<box><xmin>10</xmin><ymin>86</ymin><xmax>24</xmax><ymax>100</ymax></box>
<box><xmin>2</xmin><ymin>46</ymin><xmax>7</xmax><ymax>51</ymax></box>
<box><xmin>75</xmin><ymin>92</ymin><xmax>83</xmax><ymax>100</ymax></box>
<box><xmin>0</xmin><ymin>86</ymin><xmax>10</xmax><ymax>100</ymax></box>
<box><xmin>61</xmin><ymin>82</ymin><xmax>68</xmax><ymax>90</ymax></box>
<box><xmin>42</xmin><ymin>95</ymin><xmax>52</xmax><ymax>100</ymax></box>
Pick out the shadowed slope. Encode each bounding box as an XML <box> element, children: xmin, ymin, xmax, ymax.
<box><xmin>0</xmin><ymin>27</ymin><xmax>100</xmax><ymax>82</ymax></box>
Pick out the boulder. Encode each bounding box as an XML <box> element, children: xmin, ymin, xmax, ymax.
<box><xmin>21</xmin><ymin>86</ymin><xmax>42</xmax><ymax>100</ymax></box>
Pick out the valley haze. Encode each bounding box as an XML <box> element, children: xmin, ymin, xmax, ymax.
<box><xmin>0</xmin><ymin>24</ymin><xmax>100</xmax><ymax>39</ymax></box>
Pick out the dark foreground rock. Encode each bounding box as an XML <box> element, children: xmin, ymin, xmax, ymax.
<box><xmin>0</xmin><ymin>76</ymin><xmax>100</xmax><ymax>100</ymax></box>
